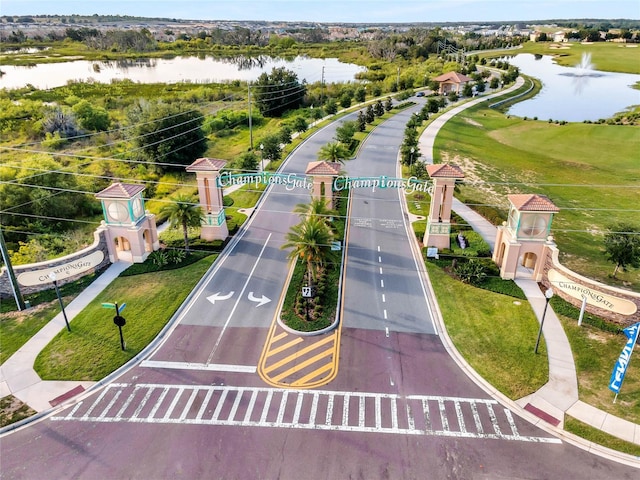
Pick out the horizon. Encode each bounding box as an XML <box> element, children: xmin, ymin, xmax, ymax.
<box><xmin>2</xmin><ymin>0</ymin><xmax>639</xmax><ymax>24</ymax></box>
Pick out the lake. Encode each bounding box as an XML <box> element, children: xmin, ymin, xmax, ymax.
<box><xmin>504</xmin><ymin>53</ymin><xmax>640</xmax><ymax>122</ymax></box>
<box><xmin>0</xmin><ymin>55</ymin><xmax>365</xmax><ymax>90</ymax></box>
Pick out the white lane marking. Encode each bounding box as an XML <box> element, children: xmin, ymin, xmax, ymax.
<box><xmin>407</xmin><ymin>404</ymin><xmax>415</xmax><ymax>431</ymax></box>
<box><xmin>180</xmin><ymin>388</ymin><xmax>200</xmax><ymax>420</ymax></box>
<box><xmin>140</xmin><ymin>360</ymin><xmax>256</xmax><ymax>373</ymax></box>
<box><xmin>293</xmin><ymin>392</ymin><xmax>304</xmax><ymax>426</ymax></box>
<box><xmin>212</xmin><ymin>389</ymin><xmax>229</xmax><ymax>421</ymax></box>
<box><xmin>197</xmin><ymin>388</ymin><xmax>215</xmax><ymax>421</ymax></box>
<box><xmin>244</xmin><ymin>390</ymin><xmax>258</xmax><ymax>423</ymax></box>
<box><xmin>385</xmin><ymin>326</ymin><xmax>389</xmax><ymax>337</ymax></box>
<box><xmin>439</xmin><ymin>398</ymin><xmax>449</xmax><ymax>432</ymax></box>
<box><xmin>162</xmin><ymin>387</ymin><xmax>184</xmax><ymax>420</ymax></box>
<box><xmin>471</xmin><ymin>401</ymin><xmax>483</xmax><ymax>434</ymax></box>
<box><xmin>148</xmin><ymin>387</ymin><xmax>169</xmax><ymax>420</ymax></box>
<box><xmin>382</xmin><ymin>294</ymin><xmax>386</xmax><ymax>303</ymax></box>
<box><xmin>228</xmin><ymin>389</ymin><xmax>244</xmax><ymax>422</ymax></box>
<box><xmin>379</xmin><ymin>267</ymin><xmax>383</xmax><ymax>275</ymax></box>
<box><xmin>380</xmin><ymin>279</ymin><xmax>384</xmax><ymax>288</ymax></box>
<box><xmin>377</xmin><ymin>246</ymin><xmax>380</xmax><ymax>252</ymax></box>
<box><xmin>207</xmin><ymin>233</ymin><xmax>272</xmax><ymax>364</ymax></box>
<box><xmin>260</xmin><ymin>390</ymin><xmax>273</xmax><ymax>423</ymax></box>
<box><xmin>53</xmin><ymin>385</ymin><xmax>561</xmax><ymax>444</ymax></box>
<box><xmin>454</xmin><ymin>400</ymin><xmax>466</xmax><ymax>433</ymax></box>
<box><xmin>384</xmin><ymin>310</ymin><xmax>388</xmax><ymax>320</ymax></box>
<box><xmin>378</xmin><ymin>256</ymin><xmax>382</xmax><ymax>263</ymax></box>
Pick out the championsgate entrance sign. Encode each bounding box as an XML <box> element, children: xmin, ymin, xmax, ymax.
<box><xmin>217</xmin><ymin>171</ymin><xmax>433</xmax><ymax>194</ymax></box>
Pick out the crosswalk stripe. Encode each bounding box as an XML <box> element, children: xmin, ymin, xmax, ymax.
<box><xmin>52</xmin><ymin>384</ymin><xmax>561</xmax><ymax>444</ymax></box>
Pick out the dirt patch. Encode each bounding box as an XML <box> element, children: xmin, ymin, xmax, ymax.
<box><xmin>0</xmin><ymin>395</ymin><xmax>36</xmax><ymax>427</ymax></box>
<box><xmin>463</xmin><ymin>118</ymin><xmax>483</xmax><ymax>127</ymax></box>
<box><xmin>441</xmin><ymin>153</ymin><xmax>511</xmax><ymax>209</ymax></box>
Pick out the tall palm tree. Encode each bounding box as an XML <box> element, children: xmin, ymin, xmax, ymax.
<box><xmin>281</xmin><ymin>216</ymin><xmax>338</xmax><ymax>287</ymax></box>
<box><xmin>162</xmin><ymin>194</ymin><xmax>204</xmax><ymax>253</ymax></box>
<box><xmin>317</xmin><ymin>141</ymin><xmax>350</xmax><ymax>164</ymax></box>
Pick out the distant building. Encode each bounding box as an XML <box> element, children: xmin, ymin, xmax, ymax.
<box><xmin>432</xmin><ymin>71</ymin><xmax>473</xmax><ymax>95</ymax></box>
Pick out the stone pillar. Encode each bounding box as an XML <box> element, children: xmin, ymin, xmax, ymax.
<box><xmin>305</xmin><ymin>161</ymin><xmax>342</xmax><ymax>209</ymax></box>
<box><xmin>424</xmin><ymin>164</ymin><xmax>465</xmax><ymax>249</ymax></box>
<box><xmin>186</xmin><ymin>158</ymin><xmax>229</xmax><ymax>241</ymax></box>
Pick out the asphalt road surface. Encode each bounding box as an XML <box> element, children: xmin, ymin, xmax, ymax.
<box><xmin>1</xmin><ymin>102</ymin><xmax>638</xmax><ymax>479</ymax></box>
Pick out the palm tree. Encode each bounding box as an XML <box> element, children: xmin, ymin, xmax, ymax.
<box><xmin>317</xmin><ymin>141</ymin><xmax>350</xmax><ymax>164</ymax></box>
<box><xmin>293</xmin><ymin>198</ymin><xmax>338</xmax><ymax>226</ymax></box>
<box><xmin>162</xmin><ymin>194</ymin><xmax>204</xmax><ymax>253</ymax></box>
<box><xmin>281</xmin><ymin>216</ymin><xmax>338</xmax><ymax>287</ymax></box>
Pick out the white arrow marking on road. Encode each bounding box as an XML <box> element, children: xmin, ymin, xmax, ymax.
<box><xmin>206</xmin><ymin>291</ymin><xmax>235</xmax><ymax>304</ymax></box>
<box><xmin>248</xmin><ymin>292</ymin><xmax>271</xmax><ymax>308</ymax></box>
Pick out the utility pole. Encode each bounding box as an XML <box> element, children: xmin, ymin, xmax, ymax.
<box><xmin>0</xmin><ymin>227</ymin><xmax>26</xmax><ymax>311</ymax></box>
<box><xmin>321</xmin><ymin>66</ymin><xmax>325</xmax><ymax>106</ymax></box>
<box><xmin>248</xmin><ymin>82</ymin><xmax>253</xmax><ymax>150</ymax></box>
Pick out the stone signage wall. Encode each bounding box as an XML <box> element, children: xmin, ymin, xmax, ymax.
<box><xmin>0</xmin><ymin>227</ymin><xmax>111</xmax><ymax>298</ymax></box>
<box><xmin>541</xmin><ymin>245</ymin><xmax>639</xmax><ymax>327</ymax></box>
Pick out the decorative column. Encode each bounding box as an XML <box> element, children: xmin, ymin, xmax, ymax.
<box><xmin>186</xmin><ymin>157</ymin><xmax>229</xmax><ymax>241</ymax></box>
<box><xmin>95</xmin><ymin>183</ymin><xmax>159</xmax><ymax>263</ymax></box>
<box><xmin>493</xmin><ymin>194</ymin><xmax>559</xmax><ymax>280</ymax></box>
<box><xmin>424</xmin><ymin>164</ymin><xmax>465</xmax><ymax>249</ymax></box>
<box><xmin>305</xmin><ymin>161</ymin><xmax>342</xmax><ymax>209</ymax></box>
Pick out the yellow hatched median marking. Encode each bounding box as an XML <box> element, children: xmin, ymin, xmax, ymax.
<box><xmin>268</xmin><ymin>339</ymin><xmax>336</xmax><ymax>380</ymax></box>
<box><xmin>291</xmin><ymin>362</ymin><xmax>334</xmax><ymax>387</ymax></box>
<box><xmin>266</xmin><ymin>336</ymin><xmax>304</xmax><ymax>356</ymax></box>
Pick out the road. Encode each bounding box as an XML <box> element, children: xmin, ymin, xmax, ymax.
<box><xmin>1</xmin><ymin>103</ymin><xmax>638</xmax><ymax>480</ymax></box>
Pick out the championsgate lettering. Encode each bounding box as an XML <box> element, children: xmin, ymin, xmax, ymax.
<box><xmin>217</xmin><ymin>172</ymin><xmax>313</xmax><ymax>191</ymax></box>
<box><xmin>217</xmin><ymin>172</ymin><xmax>432</xmax><ymax>194</ymax></box>
<box><xmin>333</xmin><ymin>175</ymin><xmax>432</xmax><ymax>193</ymax></box>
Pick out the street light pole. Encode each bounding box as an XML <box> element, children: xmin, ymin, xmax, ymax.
<box><xmin>259</xmin><ymin>143</ymin><xmax>264</xmax><ymax>172</ymax></box>
<box><xmin>49</xmin><ymin>272</ymin><xmax>71</xmax><ymax>332</ymax></box>
<box><xmin>410</xmin><ymin>147</ymin><xmax>415</xmax><ymax>166</ymax></box>
<box><xmin>534</xmin><ymin>288</ymin><xmax>554</xmax><ymax>354</ymax></box>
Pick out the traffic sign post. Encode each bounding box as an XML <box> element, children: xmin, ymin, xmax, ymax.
<box><xmin>102</xmin><ymin>301</ymin><xmax>127</xmax><ymax>350</ymax></box>
<box><xmin>302</xmin><ymin>286</ymin><xmax>313</xmax><ymax>322</ymax></box>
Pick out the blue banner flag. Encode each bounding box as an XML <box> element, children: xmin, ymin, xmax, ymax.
<box><xmin>608</xmin><ymin>322</ymin><xmax>640</xmax><ymax>394</ymax></box>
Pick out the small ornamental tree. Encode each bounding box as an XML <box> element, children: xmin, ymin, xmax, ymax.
<box><xmin>374</xmin><ymin>99</ymin><xmax>385</xmax><ymax>117</ymax></box>
<box><xmin>365</xmin><ymin>104</ymin><xmax>375</xmax><ymax>123</ymax></box>
<box><xmin>604</xmin><ymin>224</ymin><xmax>640</xmax><ymax>278</ymax></box>
<box><xmin>357</xmin><ymin>111</ymin><xmax>366</xmax><ymax>132</ymax></box>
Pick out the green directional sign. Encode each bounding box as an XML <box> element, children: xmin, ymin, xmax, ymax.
<box><xmin>101</xmin><ymin>302</ymin><xmax>116</xmax><ymax>309</ymax></box>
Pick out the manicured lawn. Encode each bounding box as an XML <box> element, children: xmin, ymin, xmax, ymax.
<box><xmin>0</xmin><ymin>303</ymin><xmax>58</xmax><ymax>365</ymax></box>
<box><xmin>564</xmin><ymin>416</ymin><xmax>640</xmax><ymax>457</ymax></box>
<box><xmin>34</xmin><ymin>254</ymin><xmax>216</xmax><ymax>380</ymax></box>
<box><xmin>515</xmin><ymin>41</ymin><xmax>640</xmax><ymax>75</ymax></box>
<box><xmin>425</xmin><ymin>261</ymin><xmax>548</xmax><ymax>399</ymax></box>
<box><xmin>435</xmin><ymin>105</ymin><xmax>640</xmax><ymax>290</ymax></box>
<box><xmin>556</xmin><ymin>306</ymin><xmax>640</xmax><ymax>424</ymax></box>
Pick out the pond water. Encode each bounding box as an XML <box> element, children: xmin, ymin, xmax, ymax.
<box><xmin>0</xmin><ymin>55</ymin><xmax>365</xmax><ymax>90</ymax></box>
<box><xmin>504</xmin><ymin>53</ymin><xmax>640</xmax><ymax>122</ymax></box>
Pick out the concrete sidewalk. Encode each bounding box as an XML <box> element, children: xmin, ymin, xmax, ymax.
<box><xmin>418</xmin><ymin>83</ymin><xmax>640</xmax><ymax>448</ymax></box>
<box><xmin>0</xmin><ymin>261</ymin><xmax>131</xmax><ymax>412</ymax></box>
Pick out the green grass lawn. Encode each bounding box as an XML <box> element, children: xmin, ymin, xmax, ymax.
<box><xmin>557</xmin><ymin>308</ymin><xmax>640</xmax><ymax>424</ymax></box>
<box><xmin>515</xmin><ymin>41</ymin><xmax>640</xmax><ymax>75</ymax></box>
<box><xmin>425</xmin><ymin>261</ymin><xmax>549</xmax><ymax>399</ymax></box>
<box><xmin>33</xmin><ymin>254</ymin><xmax>216</xmax><ymax>380</ymax></box>
<box><xmin>1</xmin><ymin>303</ymin><xmax>59</xmax><ymax>364</ymax></box>
<box><xmin>435</xmin><ymin>104</ymin><xmax>640</xmax><ymax>290</ymax></box>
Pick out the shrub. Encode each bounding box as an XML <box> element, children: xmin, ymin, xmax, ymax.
<box><xmin>454</xmin><ymin>259</ymin><xmax>488</xmax><ymax>285</ymax></box>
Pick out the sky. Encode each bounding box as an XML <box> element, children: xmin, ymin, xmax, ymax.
<box><xmin>1</xmin><ymin>0</ymin><xmax>639</xmax><ymax>24</ymax></box>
